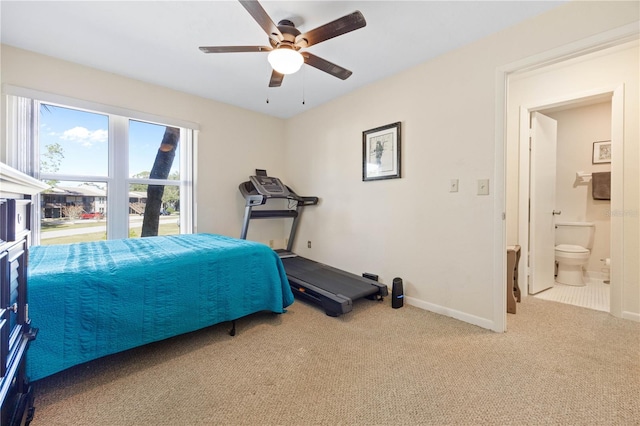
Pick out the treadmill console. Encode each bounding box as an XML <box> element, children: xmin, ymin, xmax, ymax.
<box><xmin>249</xmin><ymin>174</ymin><xmax>291</xmax><ymax>197</ymax></box>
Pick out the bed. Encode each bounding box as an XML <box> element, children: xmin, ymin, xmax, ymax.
<box><xmin>26</xmin><ymin>233</ymin><xmax>294</xmax><ymax>381</ymax></box>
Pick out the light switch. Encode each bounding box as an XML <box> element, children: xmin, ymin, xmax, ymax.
<box><xmin>477</xmin><ymin>179</ymin><xmax>490</xmax><ymax>195</ymax></box>
<box><xmin>450</xmin><ymin>179</ymin><xmax>459</xmax><ymax>192</ymax></box>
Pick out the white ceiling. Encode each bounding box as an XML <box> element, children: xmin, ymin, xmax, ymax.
<box><xmin>1</xmin><ymin>1</ymin><xmax>566</xmax><ymax>119</ymax></box>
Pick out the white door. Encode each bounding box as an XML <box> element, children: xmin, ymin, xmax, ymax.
<box><xmin>529</xmin><ymin>111</ymin><xmax>558</xmax><ymax>294</ymax></box>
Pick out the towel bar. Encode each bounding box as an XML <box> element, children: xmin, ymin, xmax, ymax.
<box><xmin>576</xmin><ymin>171</ymin><xmax>592</xmax><ymax>180</ymax></box>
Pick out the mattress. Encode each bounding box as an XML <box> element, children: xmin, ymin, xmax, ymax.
<box><xmin>26</xmin><ymin>233</ymin><xmax>293</xmax><ymax>381</ymax></box>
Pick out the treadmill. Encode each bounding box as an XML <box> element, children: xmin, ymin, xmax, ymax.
<box><xmin>239</xmin><ymin>170</ymin><xmax>387</xmax><ymax>317</ymax></box>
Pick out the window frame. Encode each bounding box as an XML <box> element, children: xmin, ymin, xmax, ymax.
<box><xmin>3</xmin><ymin>85</ymin><xmax>198</xmax><ymax>244</ymax></box>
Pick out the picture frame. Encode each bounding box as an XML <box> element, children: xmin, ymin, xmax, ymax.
<box><xmin>362</xmin><ymin>122</ymin><xmax>401</xmax><ymax>181</ymax></box>
<box><xmin>592</xmin><ymin>140</ymin><xmax>611</xmax><ymax>164</ymax></box>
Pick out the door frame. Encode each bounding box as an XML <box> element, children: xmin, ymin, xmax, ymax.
<box><xmin>493</xmin><ymin>22</ymin><xmax>638</xmax><ymax>332</ymax></box>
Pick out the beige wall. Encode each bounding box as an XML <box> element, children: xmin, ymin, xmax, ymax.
<box><xmin>284</xmin><ymin>1</ymin><xmax>639</xmax><ymax>328</ymax></box>
<box><xmin>0</xmin><ymin>45</ymin><xmax>287</xmax><ymax>242</ymax></box>
<box><xmin>1</xmin><ymin>1</ymin><xmax>638</xmax><ymax>329</ymax></box>
<box><xmin>546</xmin><ymin>102</ymin><xmax>612</xmax><ymax>275</ymax></box>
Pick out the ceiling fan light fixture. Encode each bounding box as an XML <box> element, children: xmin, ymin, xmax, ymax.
<box><xmin>268</xmin><ymin>47</ymin><xmax>303</xmax><ymax>74</ymax></box>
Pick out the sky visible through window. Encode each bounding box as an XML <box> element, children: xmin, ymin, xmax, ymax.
<box><xmin>39</xmin><ymin>104</ymin><xmax>179</xmax><ymax>185</ymax></box>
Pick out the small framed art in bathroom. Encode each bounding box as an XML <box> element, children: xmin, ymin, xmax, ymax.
<box><xmin>592</xmin><ymin>140</ymin><xmax>611</xmax><ymax>164</ymax></box>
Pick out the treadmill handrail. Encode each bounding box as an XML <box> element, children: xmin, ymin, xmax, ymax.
<box><xmin>298</xmin><ymin>196</ymin><xmax>319</xmax><ymax>206</ymax></box>
<box><xmin>239</xmin><ymin>182</ymin><xmax>267</xmax><ymax>206</ymax></box>
<box><xmin>250</xmin><ymin>210</ymin><xmax>298</xmax><ymax>219</ymax></box>
<box><xmin>239</xmin><ymin>176</ymin><xmax>319</xmax><ymax>250</ymax></box>
<box><xmin>239</xmin><ymin>181</ymin><xmax>318</xmax><ymax>205</ymax></box>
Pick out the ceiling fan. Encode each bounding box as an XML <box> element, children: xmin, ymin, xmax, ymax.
<box><xmin>199</xmin><ymin>0</ymin><xmax>366</xmax><ymax>88</ymax></box>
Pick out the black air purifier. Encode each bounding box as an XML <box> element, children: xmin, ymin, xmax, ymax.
<box><xmin>392</xmin><ymin>277</ymin><xmax>404</xmax><ymax>309</ymax></box>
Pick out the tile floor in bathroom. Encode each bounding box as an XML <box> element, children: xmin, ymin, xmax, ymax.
<box><xmin>534</xmin><ymin>276</ymin><xmax>610</xmax><ymax>312</ymax></box>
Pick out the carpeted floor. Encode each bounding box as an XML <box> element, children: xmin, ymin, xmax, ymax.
<box><xmin>30</xmin><ymin>295</ymin><xmax>640</xmax><ymax>425</ymax></box>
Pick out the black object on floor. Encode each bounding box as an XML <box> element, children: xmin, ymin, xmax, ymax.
<box><xmin>392</xmin><ymin>277</ymin><xmax>404</xmax><ymax>309</ymax></box>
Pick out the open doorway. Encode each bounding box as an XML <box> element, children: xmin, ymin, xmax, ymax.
<box><xmin>510</xmin><ymin>84</ymin><xmax>623</xmax><ymax>319</ymax></box>
<box><xmin>498</xmin><ymin>34</ymin><xmax>638</xmax><ymax>329</ymax></box>
<box><xmin>526</xmin><ymin>99</ymin><xmax>613</xmax><ymax>312</ymax></box>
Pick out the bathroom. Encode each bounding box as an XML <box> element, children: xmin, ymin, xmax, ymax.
<box><xmin>534</xmin><ymin>100</ymin><xmax>612</xmax><ymax>312</ymax></box>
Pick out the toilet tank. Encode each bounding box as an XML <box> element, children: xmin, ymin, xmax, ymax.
<box><xmin>555</xmin><ymin>222</ymin><xmax>595</xmax><ymax>250</ymax></box>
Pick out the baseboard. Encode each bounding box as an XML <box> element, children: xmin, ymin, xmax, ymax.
<box><xmin>585</xmin><ymin>270</ymin><xmax>610</xmax><ymax>281</ymax></box>
<box><xmin>404</xmin><ymin>296</ymin><xmax>497</xmax><ymax>331</ymax></box>
<box><xmin>622</xmin><ymin>311</ymin><xmax>640</xmax><ymax>322</ymax></box>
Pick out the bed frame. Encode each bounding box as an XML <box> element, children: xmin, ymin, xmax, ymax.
<box><xmin>26</xmin><ymin>234</ymin><xmax>294</xmax><ymax>381</ymax></box>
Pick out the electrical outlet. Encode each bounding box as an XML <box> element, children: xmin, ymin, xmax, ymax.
<box><xmin>269</xmin><ymin>240</ymin><xmax>274</xmax><ymax>248</ymax></box>
<box><xmin>307</xmin><ymin>241</ymin><xmax>312</xmax><ymax>249</ymax></box>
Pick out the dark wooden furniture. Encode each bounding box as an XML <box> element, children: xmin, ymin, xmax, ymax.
<box><xmin>507</xmin><ymin>245</ymin><xmax>522</xmax><ymax>314</ymax></box>
<box><xmin>0</xmin><ymin>164</ymin><xmax>48</xmax><ymax>426</ymax></box>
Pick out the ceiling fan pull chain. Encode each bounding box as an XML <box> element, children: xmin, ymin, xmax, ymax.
<box><xmin>302</xmin><ymin>66</ymin><xmax>306</xmax><ymax>105</ymax></box>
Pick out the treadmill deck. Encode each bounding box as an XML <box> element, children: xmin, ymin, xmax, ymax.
<box><xmin>280</xmin><ymin>255</ymin><xmax>387</xmax><ymax>315</ymax></box>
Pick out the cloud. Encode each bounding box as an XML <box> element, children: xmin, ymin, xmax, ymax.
<box><xmin>61</xmin><ymin>126</ymin><xmax>108</xmax><ymax>147</ymax></box>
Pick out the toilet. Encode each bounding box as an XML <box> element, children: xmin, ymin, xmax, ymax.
<box><xmin>554</xmin><ymin>222</ymin><xmax>595</xmax><ymax>286</ymax></box>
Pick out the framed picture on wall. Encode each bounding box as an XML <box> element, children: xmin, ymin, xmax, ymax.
<box><xmin>592</xmin><ymin>140</ymin><xmax>611</xmax><ymax>164</ymax></box>
<box><xmin>362</xmin><ymin>122</ymin><xmax>401</xmax><ymax>181</ymax></box>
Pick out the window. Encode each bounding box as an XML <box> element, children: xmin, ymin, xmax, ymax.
<box><xmin>127</xmin><ymin>120</ymin><xmax>182</xmax><ymax>238</ymax></box>
<box><xmin>4</xmin><ymin>89</ymin><xmax>197</xmax><ymax>245</ymax></box>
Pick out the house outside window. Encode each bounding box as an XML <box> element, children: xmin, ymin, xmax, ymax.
<box><xmin>4</xmin><ymin>90</ymin><xmax>197</xmax><ymax>245</ymax></box>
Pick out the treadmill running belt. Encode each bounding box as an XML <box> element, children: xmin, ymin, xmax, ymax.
<box><xmin>282</xmin><ymin>256</ymin><xmax>380</xmax><ymax>300</ymax></box>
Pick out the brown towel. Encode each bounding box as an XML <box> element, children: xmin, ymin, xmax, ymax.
<box><xmin>592</xmin><ymin>171</ymin><xmax>611</xmax><ymax>200</ymax></box>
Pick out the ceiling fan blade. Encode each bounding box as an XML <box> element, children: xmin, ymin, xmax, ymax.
<box><xmin>269</xmin><ymin>70</ymin><xmax>285</xmax><ymax>87</ymax></box>
<box><xmin>239</xmin><ymin>0</ymin><xmax>283</xmax><ymax>43</ymax></box>
<box><xmin>199</xmin><ymin>46</ymin><xmax>272</xmax><ymax>53</ymax></box>
<box><xmin>302</xmin><ymin>52</ymin><xmax>352</xmax><ymax>80</ymax></box>
<box><xmin>295</xmin><ymin>11</ymin><xmax>366</xmax><ymax>48</ymax></box>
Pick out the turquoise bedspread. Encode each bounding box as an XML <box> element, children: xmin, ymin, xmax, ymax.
<box><xmin>26</xmin><ymin>234</ymin><xmax>293</xmax><ymax>381</ymax></box>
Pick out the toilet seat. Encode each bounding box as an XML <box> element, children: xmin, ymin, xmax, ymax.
<box><xmin>555</xmin><ymin>244</ymin><xmax>589</xmax><ymax>254</ymax></box>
